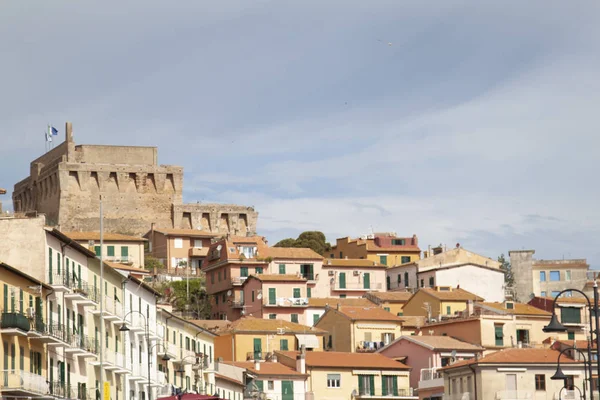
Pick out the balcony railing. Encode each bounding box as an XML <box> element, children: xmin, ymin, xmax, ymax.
<box><xmin>231</xmin><ymin>277</ymin><xmax>248</xmax><ymax>286</ymax></box>
<box><xmin>495</xmin><ymin>390</ymin><xmax>532</xmax><ymax>399</ymax></box>
<box><xmin>1</xmin><ymin>370</ymin><xmax>48</xmax><ymax>395</ymax></box>
<box><xmin>356</xmin><ymin>341</ymin><xmax>386</xmax><ymax>352</ymax></box>
<box><xmin>421</xmin><ymin>368</ymin><xmax>442</xmax><ymax>381</ymax></box>
<box><xmin>335</xmin><ymin>282</ymin><xmax>383</xmax><ymax>291</ymax></box>
<box><xmin>353</xmin><ymin>387</ymin><xmax>413</xmax><ymax>397</ymax></box>
<box><xmin>67</xmin><ymin>334</ymin><xmax>98</xmax><ymax>354</ymax></box>
<box><xmin>264</xmin><ymin>297</ymin><xmax>309</xmax><ymax>307</ymax></box>
<box><xmin>48</xmin><ymin>381</ymin><xmax>89</xmax><ymax>399</ymax></box>
<box><xmin>1</xmin><ymin>312</ymin><xmax>31</xmax><ymax>332</ymax></box>
<box><xmin>230</xmin><ymin>301</ymin><xmax>245</xmax><ymax>308</ymax></box>
<box><xmin>47</xmin><ymin>323</ymin><xmax>69</xmax><ymax>342</ymax></box>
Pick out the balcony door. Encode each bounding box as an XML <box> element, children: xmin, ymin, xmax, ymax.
<box><xmin>505</xmin><ymin>374</ymin><xmax>517</xmax><ymax>392</ymax></box>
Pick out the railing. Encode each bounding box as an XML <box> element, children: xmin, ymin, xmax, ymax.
<box><xmin>1</xmin><ymin>369</ymin><xmax>48</xmax><ymax>394</ymax></box>
<box><xmin>231</xmin><ymin>277</ymin><xmax>248</xmax><ymax>285</ymax></box>
<box><xmin>180</xmin><ymin>348</ymin><xmax>195</xmax><ymax>361</ymax></box>
<box><xmin>152</xmin><ymin>370</ymin><xmax>167</xmax><ymax>385</ymax></box>
<box><xmin>495</xmin><ymin>391</ymin><xmax>532</xmax><ymax>399</ymax></box>
<box><xmin>352</xmin><ymin>387</ymin><xmax>413</xmax><ymax>397</ymax></box>
<box><xmin>68</xmin><ymin>282</ymin><xmax>101</xmax><ymax>303</ymax></box>
<box><xmin>116</xmin><ymin>352</ymin><xmax>128</xmax><ymax>370</ymax></box>
<box><xmin>104</xmin><ymin>296</ymin><xmax>124</xmax><ymax>318</ymax></box>
<box><xmin>421</xmin><ymin>367</ymin><xmax>442</xmax><ymax>381</ymax></box>
<box><xmin>30</xmin><ymin>317</ymin><xmax>47</xmax><ymax>334</ymax></box>
<box><xmin>246</xmin><ymin>351</ymin><xmax>263</xmax><ymax>361</ymax></box>
<box><xmin>443</xmin><ymin>393</ymin><xmax>471</xmax><ymax>400</ymax></box>
<box><xmin>264</xmin><ymin>297</ymin><xmax>309</xmax><ymax>307</ymax></box>
<box><xmin>68</xmin><ymin>334</ymin><xmax>98</xmax><ymax>354</ymax></box>
<box><xmin>356</xmin><ymin>341</ymin><xmax>386</xmax><ymax>352</ymax></box>
<box><xmin>1</xmin><ymin>312</ymin><xmax>31</xmax><ymax>331</ymax></box>
<box><xmin>335</xmin><ymin>282</ymin><xmax>383</xmax><ymax>290</ymax></box>
<box><xmin>50</xmin><ymin>272</ymin><xmax>68</xmax><ymax>286</ymax></box>
<box><xmin>47</xmin><ymin>323</ymin><xmax>68</xmax><ymax>342</ymax></box>
<box><xmin>230</xmin><ymin>300</ymin><xmax>245</xmax><ymax>308</ymax></box>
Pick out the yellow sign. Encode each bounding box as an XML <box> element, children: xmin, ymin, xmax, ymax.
<box><xmin>103</xmin><ymin>382</ymin><xmax>110</xmax><ymax>400</ymax></box>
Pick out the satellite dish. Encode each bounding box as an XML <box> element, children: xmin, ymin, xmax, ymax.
<box><xmin>197</xmin><ymin>225</ymin><xmax>203</xmax><ymax>230</ymax></box>
<box><xmin>217</xmin><ymin>245</ymin><xmax>222</xmax><ymax>251</ymax></box>
<box><xmin>451</xmin><ymin>350</ymin><xmax>457</xmax><ymax>358</ymax></box>
<box><xmin>227</xmin><ymin>290</ymin><xmax>232</xmax><ymax>297</ymax></box>
<box><xmin>257</xmin><ymin>293</ymin><xmax>262</xmax><ymax>300</ymax></box>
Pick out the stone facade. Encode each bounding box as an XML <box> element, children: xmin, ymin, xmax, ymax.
<box><xmin>12</xmin><ymin>122</ymin><xmax>258</xmax><ymax>236</ymax></box>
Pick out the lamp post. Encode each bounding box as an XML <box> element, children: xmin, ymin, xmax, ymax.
<box><xmin>176</xmin><ymin>355</ymin><xmax>200</xmax><ymax>393</ymax></box>
<box><xmin>194</xmin><ymin>331</ymin><xmax>210</xmax><ymax>394</ymax></box>
<box><xmin>543</xmin><ymin>284</ymin><xmax>600</xmax><ymax>399</ymax></box>
<box><xmin>558</xmin><ymin>385</ymin><xmax>584</xmax><ymax>400</ymax></box>
<box><xmin>550</xmin><ymin>347</ymin><xmax>590</xmax><ymax>399</ymax></box>
<box><xmin>120</xmin><ymin>310</ymin><xmax>162</xmax><ymax>400</ymax></box>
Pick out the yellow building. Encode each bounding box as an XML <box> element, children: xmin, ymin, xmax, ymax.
<box><xmin>315</xmin><ymin>305</ymin><xmax>408</xmax><ymax>353</ymax></box>
<box><xmin>328</xmin><ymin>233</ymin><xmax>421</xmax><ymax>267</ymax></box>
<box><xmin>0</xmin><ymin>261</ymin><xmax>51</xmax><ymax>398</ymax></box>
<box><xmin>364</xmin><ymin>291</ymin><xmax>412</xmax><ymax>316</ymax></box>
<box><xmin>276</xmin><ymin>349</ymin><xmax>415</xmax><ymax>399</ymax></box>
<box><xmin>64</xmin><ymin>231</ymin><xmax>147</xmax><ymax>269</ymax></box>
<box><xmin>214</xmin><ymin>317</ymin><xmax>326</xmax><ymax>362</ymax></box>
<box><xmin>402</xmin><ymin>287</ymin><xmax>483</xmax><ymax>321</ymax></box>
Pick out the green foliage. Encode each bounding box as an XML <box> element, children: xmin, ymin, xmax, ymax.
<box><xmin>160</xmin><ymin>277</ymin><xmax>211</xmax><ymax>319</ymax></box>
<box><xmin>498</xmin><ymin>253</ymin><xmax>514</xmax><ymax>288</ymax></box>
<box><xmin>144</xmin><ymin>256</ymin><xmax>163</xmax><ymax>271</ymax></box>
<box><xmin>274</xmin><ymin>231</ymin><xmax>332</xmax><ymax>255</ymax></box>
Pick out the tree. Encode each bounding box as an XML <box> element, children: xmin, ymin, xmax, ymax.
<box><xmin>162</xmin><ymin>277</ymin><xmax>211</xmax><ymax>319</ymax></box>
<box><xmin>274</xmin><ymin>231</ymin><xmax>332</xmax><ymax>255</ymax></box>
<box><xmin>144</xmin><ymin>256</ymin><xmax>164</xmax><ymax>272</ymax></box>
<box><xmin>498</xmin><ymin>253</ymin><xmax>514</xmax><ymax>288</ymax></box>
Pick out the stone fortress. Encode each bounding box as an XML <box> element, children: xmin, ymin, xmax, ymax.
<box><xmin>12</xmin><ymin>122</ymin><xmax>258</xmax><ymax>236</ymax></box>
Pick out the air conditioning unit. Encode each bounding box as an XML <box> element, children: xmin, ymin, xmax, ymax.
<box><xmin>277</xmin><ymin>327</ymin><xmax>285</xmax><ymax>335</ymax></box>
<box><xmin>353</xmin><ymin>271</ymin><xmax>360</xmax><ymax>276</ymax></box>
<box><xmin>26</xmin><ymin>307</ymin><xmax>36</xmax><ymax>319</ymax></box>
<box><xmin>328</xmin><ymin>271</ymin><xmax>334</xmax><ymax>276</ymax></box>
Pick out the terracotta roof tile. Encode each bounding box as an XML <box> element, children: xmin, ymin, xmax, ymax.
<box><xmin>398</xmin><ymin>316</ymin><xmax>426</xmax><ymax>328</ymax></box>
<box><xmin>308</xmin><ymin>298</ymin><xmax>375</xmax><ymax>308</ymax></box>
<box><xmin>63</xmin><ymin>231</ymin><xmax>146</xmax><ymax>242</ymax></box>
<box><xmin>367</xmin><ymin>291</ymin><xmax>412</xmax><ymax>302</ymax></box>
<box><xmin>417</xmin><ymin>287</ymin><xmax>484</xmax><ymax>301</ymax></box>
<box><xmin>214</xmin><ymin>373</ymin><xmax>244</xmax><ymax>386</ymax></box>
<box><xmin>265</xmin><ymin>247</ymin><xmax>323</xmax><ymax>260</ymax></box>
<box><xmin>221</xmin><ymin>361</ymin><xmax>307</xmax><ymax>377</ymax></box>
<box><xmin>332</xmin><ymin>306</ymin><xmax>404</xmax><ymax>322</ymax></box>
<box><xmin>322</xmin><ymin>259</ymin><xmax>386</xmax><ymax>268</ymax></box>
<box><xmin>276</xmin><ymin>351</ymin><xmax>410</xmax><ymax>370</ymax></box>
<box><xmin>478</xmin><ymin>302</ymin><xmax>551</xmax><ymax>316</ymax></box>
<box><xmin>189</xmin><ymin>320</ymin><xmax>232</xmax><ymax>333</ymax></box>
<box><xmin>391</xmin><ymin>335</ymin><xmax>484</xmax><ymax>351</ymax></box>
<box><xmin>441</xmin><ymin>348</ymin><xmax>578</xmax><ymax>371</ymax></box>
<box><xmin>553</xmin><ymin>340</ymin><xmax>597</xmax><ymax>349</ymax></box>
<box><xmin>105</xmin><ymin>262</ymin><xmax>149</xmax><ymax>274</ymax></box>
<box><xmin>222</xmin><ymin>316</ymin><xmax>326</xmax><ymax>334</ymax></box>
<box><xmin>252</xmin><ymin>274</ymin><xmax>307</xmax><ymax>283</ymax></box>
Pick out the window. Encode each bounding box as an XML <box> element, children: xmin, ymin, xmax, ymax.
<box><xmin>420</xmin><ymin>279</ymin><xmax>424</xmax><ymax>288</ymax></box>
<box><xmin>291</xmin><ymin>314</ymin><xmax>299</xmax><ymax>323</ymax></box>
<box><xmin>121</xmin><ymin>246</ymin><xmax>128</xmax><ymax>260</ymax></box>
<box><xmin>327</xmin><ymin>374</ymin><xmax>341</xmax><ymax>388</ymax></box>
<box><xmin>240</xmin><ymin>267</ymin><xmax>248</xmax><ymax>277</ymax></box>
<box><xmin>307</xmin><ymin>288</ymin><xmax>311</xmax><ymax>298</ymax></box>
<box><xmin>384</xmin><ymin>307</ymin><xmax>390</xmax><ymax>312</ymax></box>
<box><xmin>550</xmin><ymin>271</ymin><xmax>560</xmax><ymax>281</ymax></box>
<box><xmin>401</xmin><ymin>256</ymin><xmax>410</xmax><ymax>264</ymax></box>
<box><xmin>397</xmin><ymin>312</ymin><xmax>403</xmax><ymax>316</ymax></box>
<box><xmin>255</xmin><ymin>267</ymin><xmax>263</xmax><ymax>274</ymax></box>
<box><xmin>363</xmin><ymin>273</ymin><xmax>370</xmax><ymax>289</ymax></box>
<box><xmin>268</xmin><ymin>381</ymin><xmax>274</xmax><ymax>390</ymax></box>
<box><xmin>568</xmin><ymin>331</ymin><xmax>575</xmax><ymax>340</ymax></box>
<box><xmin>566</xmin><ymin>270</ymin><xmax>572</xmax><ymax>281</ymax></box>
<box><xmin>382</xmin><ymin>375</ymin><xmax>398</xmax><ymax>396</ymax></box>
<box><xmin>535</xmin><ymin>374</ymin><xmax>546</xmax><ymax>391</ymax></box>
<box><xmin>551</xmin><ymin>291</ymin><xmax>560</xmax><ymax>298</ymax></box>
<box><xmin>382</xmin><ymin>332</ymin><xmax>395</xmax><ymax>344</ymax></box>
<box><xmin>446</xmin><ymin>306</ymin><xmax>451</xmax><ymax>315</ymax></box>
<box><xmin>251</xmin><ymin>291</ymin><xmax>255</xmax><ymax>302</ymax></box>
<box><xmin>392</xmin><ymin>239</ymin><xmax>405</xmax><ymax>246</ymax></box>
<box><xmin>339</xmin><ymin>294</ymin><xmax>346</xmax><ymax>299</ymax></box>
<box><xmin>358</xmin><ymin>375</ymin><xmax>375</xmax><ymax>396</ymax></box>
<box><xmin>540</xmin><ymin>271</ymin><xmax>546</xmax><ymax>281</ymax></box>
<box><xmin>94</xmin><ymin>246</ymin><xmax>101</xmax><ymax>256</ymax></box>
<box><xmin>268</xmin><ymin>288</ymin><xmax>276</xmax><ymax>305</ymax></box>
<box><xmin>495</xmin><ymin>325</ymin><xmax>504</xmax><ymax>346</ymax></box>
<box><xmin>313</xmin><ymin>314</ymin><xmax>320</xmax><ymax>325</ymax></box>
<box><xmin>561</xmin><ymin>307</ymin><xmax>581</xmax><ymax>324</ymax></box>
<box><xmin>293</xmin><ymin>288</ymin><xmax>301</xmax><ymax>298</ymax></box>
<box><xmin>429</xmin><ymin>277</ymin><xmax>434</xmax><ymax>287</ymax></box>
<box><xmin>404</xmin><ymin>272</ymin><xmax>409</xmax><ymax>287</ymax></box>
<box><xmin>300</xmin><ymin>264</ymin><xmax>314</xmax><ymax>280</ymax></box>
<box><xmin>541</xmin><ymin>291</ymin><xmax>546</xmax><ymax>297</ymax></box>
<box><xmin>279</xmin><ymin>264</ymin><xmax>286</xmax><ymax>274</ymax></box>
<box><xmin>380</xmin><ymin>255</ymin><xmax>387</xmax><ymax>265</ymax></box>
<box><xmin>280</xmin><ymin>339</ymin><xmax>288</xmax><ymax>351</ymax></box>
<box><xmin>194</xmin><ymin>239</ymin><xmax>203</xmax><ymax>248</ymax></box>
<box><xmin>397</xmin><ymin>274</ymin><xmax>401</xmax><ymax>285</ymax></box>
<box><xmin>174</xmin><ymin>238</ymin><xmax>183</xmax><ymax>249</ymax></box>
<box><xmin>107</xmin><ymin>246</ymin><xmax>115</xmax><ymax>257</ymax></box>
<box><xmin>339</xmin><ymin>251</ymin><xmax>343</xmax><ymax>258</ymax></box>
<box><xmin>269</xmin><ymin>314</ymin><xmax>276</xmax><ymax>320</ymax></box>
<box><xmin>240</xmin><ymin>246</ymin><xmax>257</xmax><ymax>258</ymax></box>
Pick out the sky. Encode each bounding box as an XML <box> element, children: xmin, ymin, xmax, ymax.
<box><xmin>1</xmin><ymin>1</ymin><xmax>600</xmax><ymax>265</ymax></box>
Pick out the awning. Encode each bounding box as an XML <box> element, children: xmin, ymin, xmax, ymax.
<box><xmin>296</xmin><ymin>334</ymin><xmax>320</xmax><ymax>348</ymax></box>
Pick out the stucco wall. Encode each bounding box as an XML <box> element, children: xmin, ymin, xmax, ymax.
<box><xmin>432</xmin><ymin>265</ymin><xmax>505</xmax><ymax>302</ymax></box>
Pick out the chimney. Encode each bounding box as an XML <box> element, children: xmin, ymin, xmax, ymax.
<box><xmin>296</xmin><ymin>346</ymin><xmax>306</xmax><ymax>373</ymax></box>
<box><xmin>344</xmin><ymin>256</ymin><xmax>348</xmax><ymax>260</ymax></box>
<box><xmin>336</xmin><ymin>303</ymin><xmax>341</xmax><ymax>310</ymax></box>
<box><xmin>151</xmin><ymin>222</ymin><xmax>155</xmax><ymax>232</ymax></box>
<box><xmin>254</xmin><ymin>359</ymin><xmax>260</xmax><ymax>371</ymax></box>
<box><xmin>467</xmin><ymin>300</ymin><xmax>474</xmax><ymax>316</ymax></box>
<box><xmin>65</xmin><ymin>121</ymin><xmax>73</xmax><ymax>143</ymax></box>
<box><xmin>272</xmin><ymin>353</ymin><xmax>278</xmax><ymax>363</ymax></box>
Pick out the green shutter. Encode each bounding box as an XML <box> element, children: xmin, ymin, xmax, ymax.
<box><xmin>369</xmin><ymin>375</ymin><xmax>375</xmax><ymax>395</ymax></box>
<box><xmin>280</xmin><ymin>339</ymin><xmax>288</xmax><ymax>351</ymax></box>
<box><xmin>363</xmin><ymin>273</ymin><xmax>370</xmax><ymax>289</ymax></box>
<box><xmin>121</xmin><ymin>246</ymin><xmax>129</xmax><ymax>257</ymax></box>
<box><xmin>446</xmin><ymin>306</ymin><xmax>451</xmax><ymax>315</ymax></box>
<box><xmin>307</xmin><ymin>288</ymin><xmax>311</xmax><ymax>298</ymax></box>
<box><xmin>291</xmin><ymin>314</ymin><xmax>298</xmax><ymax>323</ymax></box>
<box><xmin>382</xmin><ymin>376</ymin><xmax>388</xmax><ymax>396</ymax></box>
<box><xmin>313</xmin><ymin>314</ymin><xmax>320</xmax><ymax>325</ymax></box>
<box><xmin>268</xmin><ymin>288</ymin><xmax>276</xmax><ymax>305</ymax></box>
<box><xmin>241</xmin><ymin>267</ymin><xmax>248</xmax><ymax>277</ymax></box>
<box><xmin>94</xmin><ymin>246</ymin><xmax>101</xmax><ymax>256</ymax></box>
<box><xmin>279</xmin><ymin>264</ymin><xmax>286</xmax><ymax>274</ymax></box>
<box><xmin>358</xmin><ymin>376</ymin><xmax>364</xmax><ymax>395</ymax></box>
<box><xmin>495</xmin><ymin>325</ymin><xmax>504</xmax><ymax>346</ymax></box>
<box><xmin>19</xmin><ymin>289</ymin><xmax>23</xmax><ymax>313</ymax></box>
<box><xmin>339</xmin><ymin>273</ymin><xmax>346</xmax><ymax>289</ymax></box>
<box><xmin>392</xmin><ymin>376</ymin><xmax>398</xmax><ymax>395</ymax></box>
<box><xmin>255</xmin><ymin>380</ymin><xmax>263</xmax><ymax>392</ymax></box>
<box><xmin>293</xmin><ymin>288</ymin><xmax>301</xmax><ymax>298</ymax></box>
<box><xmin>48</xmin><ymin>248</ymin><xmax>53</xmax><ymax>283</ymax></box>
<box><xmin>107</xmin><ymin>246</ymin><xmax>115</xmax><ymax>257</ymax></box>
<box><xmin>380</xmin><ymin>255</ymin><xmax>387</xmax><ymax>265</ymax></box>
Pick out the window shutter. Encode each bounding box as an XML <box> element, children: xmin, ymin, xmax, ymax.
<box><xmin>382</xmin><ymin>376</ymin><xmax>388</xmax><ymax>396</ymax></box>
<box><xmin>369</xmin><ymin>375</ymin><xmax>375</xmax><ymax>395</ymax></box>
<box><xmin>358</xmin><ymin>376</ymin><xmax>364</xmax><ymax>394</ymax></box>
<box><xmin>392</xmin><ymin>376</ymin><xmax>398</xmax><ymax>395</ymax></box>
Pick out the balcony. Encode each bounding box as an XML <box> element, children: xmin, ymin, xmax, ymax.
<box><xmin>419</xmin><ymin>368</ymin><xmax>444</xmax><ymax>391</ymax></box>
<box><xmin>128</xmin><ymin>362</ymin><xmax>146</xmax><ymax>382</ymax></box>
<box><xmin>105</xmin><ymin>255</ymin><xmax>132</xmax><ymax>264</ymax></box>
<box><xmin>151</xmin><ymin>370</ymin><xmax>167</xmax><ymax>386</ymax></box>
<box><xmin>114</xmin><ymin>352</ymin><xmax>130</xmax><ymax>374</ymax></box>
<box><xmin>246</xmin><ymin>351</ymin><xmax>264</xmax><ymax>361</ymax></box>
<box><xmin>353</xmin><ymin>387</ymin><xmax>415</xmax><ymax>398</ymax></box>
<box><xmin>122</xmin><ymin>311</ymin><xmax>145</xmax><ymax>333</ymax></box>
<box><xmin>64</xmin><ymin>334</ymin><xmax>98</xmax><ymax>358</ymax></box>
<box><xmin>356</xmin><ymin>341</ymin><xmax>387</xmax><ymax>353</ymax></box>
<box><xmin>157</xmin><ymin>342</ymin><xmax>178</xmax><ymax>360</ymax></box>
<box><xmin>90</xmin><ymin>350</ymin><xmax>119</xmax><ymax>371</ymax></box>
<box><xmin>64</xmin><ymin>282</ymin><xmax>99</xmax><ymax>306</ymax></box>
<box><xmin>1</xmin><ymin>370</ymin><xmax>49</xmax><ymax>397</ymax></box>
<box><xmin>173</xmin><ymin>348</ymin><xmax>196</xmax><ymax>364</ymax></box>
<box><xmin>189</xmin><ymin>247</ymin><xmax>208</xmax><ymax>257</ymax></box>
<box><xmin>49</xmin><ymin>272</ymin><xmax>69</xmax><ymax>292</ymax></box>
<box><xmin>443</xmin><ymin>394</ymin><xmax>471</xmax><ymax>400</ymax></box>
<box><xmin>495</xmin><ymin>391</ymin><xmax>532</xmax><ymax>399</ymax></box>
<box><xmin>231</xmin><ymin>300</ymin><xmax>245</xmax><ymax>308</ymax></box>
<box><xmin>0</xmin><ymin>312</ymin><xmax>30</xmax><ymax>336</ymax></box>
<box><xmin>231</xmin><ymin>277</ymin><xmax>248</xmax><ymax>286</ymax></box>
<box><xmin>334</xmin><ymin>282</ymin><xmax>383</xmax><ymax>291</ymax></box>
<box><xmin>90</xmin><ymin>295</ymin><xmax>124</xmax><ymax>322</ymax></box>
<box><xmin>264</xmin><ymin>297</ymin><xmax>309</xmax><ymax>307</ymax></box>
<box><xmin>44</xmin><ymin>324</ymin><xmax>70</xmax><ymax>346</ymax></box>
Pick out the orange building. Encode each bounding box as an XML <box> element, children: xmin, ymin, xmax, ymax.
<box><xmin>329</xmin><ymin>233</ymin><xmax>421</xmax><ymax>267</ymax></box>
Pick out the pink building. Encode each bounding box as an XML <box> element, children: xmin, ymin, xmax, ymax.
<box><xmin>378</xmin><ymin>335</ymin><xmax>483</xmax><ymax>399</ymax></box>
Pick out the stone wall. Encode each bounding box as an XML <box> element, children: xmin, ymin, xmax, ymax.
<box><xmin>509</xmin><ymin>250</ymin><xmax>535</xmax><ymax>303</ymax></box>
<box><xmin>172</xmin><ymin>203</ymin><xmax>258</xmax><ymax>235</ymax></box>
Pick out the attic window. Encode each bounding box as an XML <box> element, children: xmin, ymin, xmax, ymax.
<box><xmin>438</xmin><ymin>287</ymin><xmax>450</xmax><ymax>291</ymax></box>
<box><xmin>229</xmin><ymin>247</ymin><xmax>235</xmax><ymax>253</ymax></box>
<box><xmin>506</xmin><ymin>302</ymin><xmax>514</xmax><ymax>310</ymax></box>
<box><xmin>392</xmin><ymin>239</ymin><xmax>405</xmax><ymax>246</ymax></box>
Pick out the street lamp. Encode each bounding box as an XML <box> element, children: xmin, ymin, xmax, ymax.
<box><xmin>194</xmin><ymin>331</ymin><xmax>210</xmax><ymax>394</ymax></box>
<box><xmin>176</xmin><ymin>355</ymin><xmax>199</xmax><ymax>393</ymax></box>
<box><xmin>543</xmin><ymin>285</ymin><xmax>600</xmax><ymax>399</ymax></box>
<box><xmin>550</xmin><ymin>347</ymin><xmax>590</xmax><ymax>399</ymax></box>
<box><xmin>558</xmin><ymin>385</ymin><xmax>583</xmax><ymax>400</ymax></box>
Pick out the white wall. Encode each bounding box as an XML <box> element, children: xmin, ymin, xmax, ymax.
<box><xmin>433</xmin><ymin>265</ymin><xmax>505</xmax><ymax>302</ymax></box>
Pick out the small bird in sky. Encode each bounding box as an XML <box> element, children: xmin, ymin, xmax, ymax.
<box><xmin>377</xmin><ymin>39</ymin><xmax>393</xmax><ymax>46</ymax></box>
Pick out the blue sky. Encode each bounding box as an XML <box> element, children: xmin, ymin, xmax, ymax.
<box><xmin>2</xmin><ymin>1</ymin><xmax>599</xmax><ymax>265</ymax></box>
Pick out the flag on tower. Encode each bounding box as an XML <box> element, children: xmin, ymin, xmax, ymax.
<box><xmin>51</xmin><ymin>126</ymin><xmax>58</xmax><ymax>136</ymax></box>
